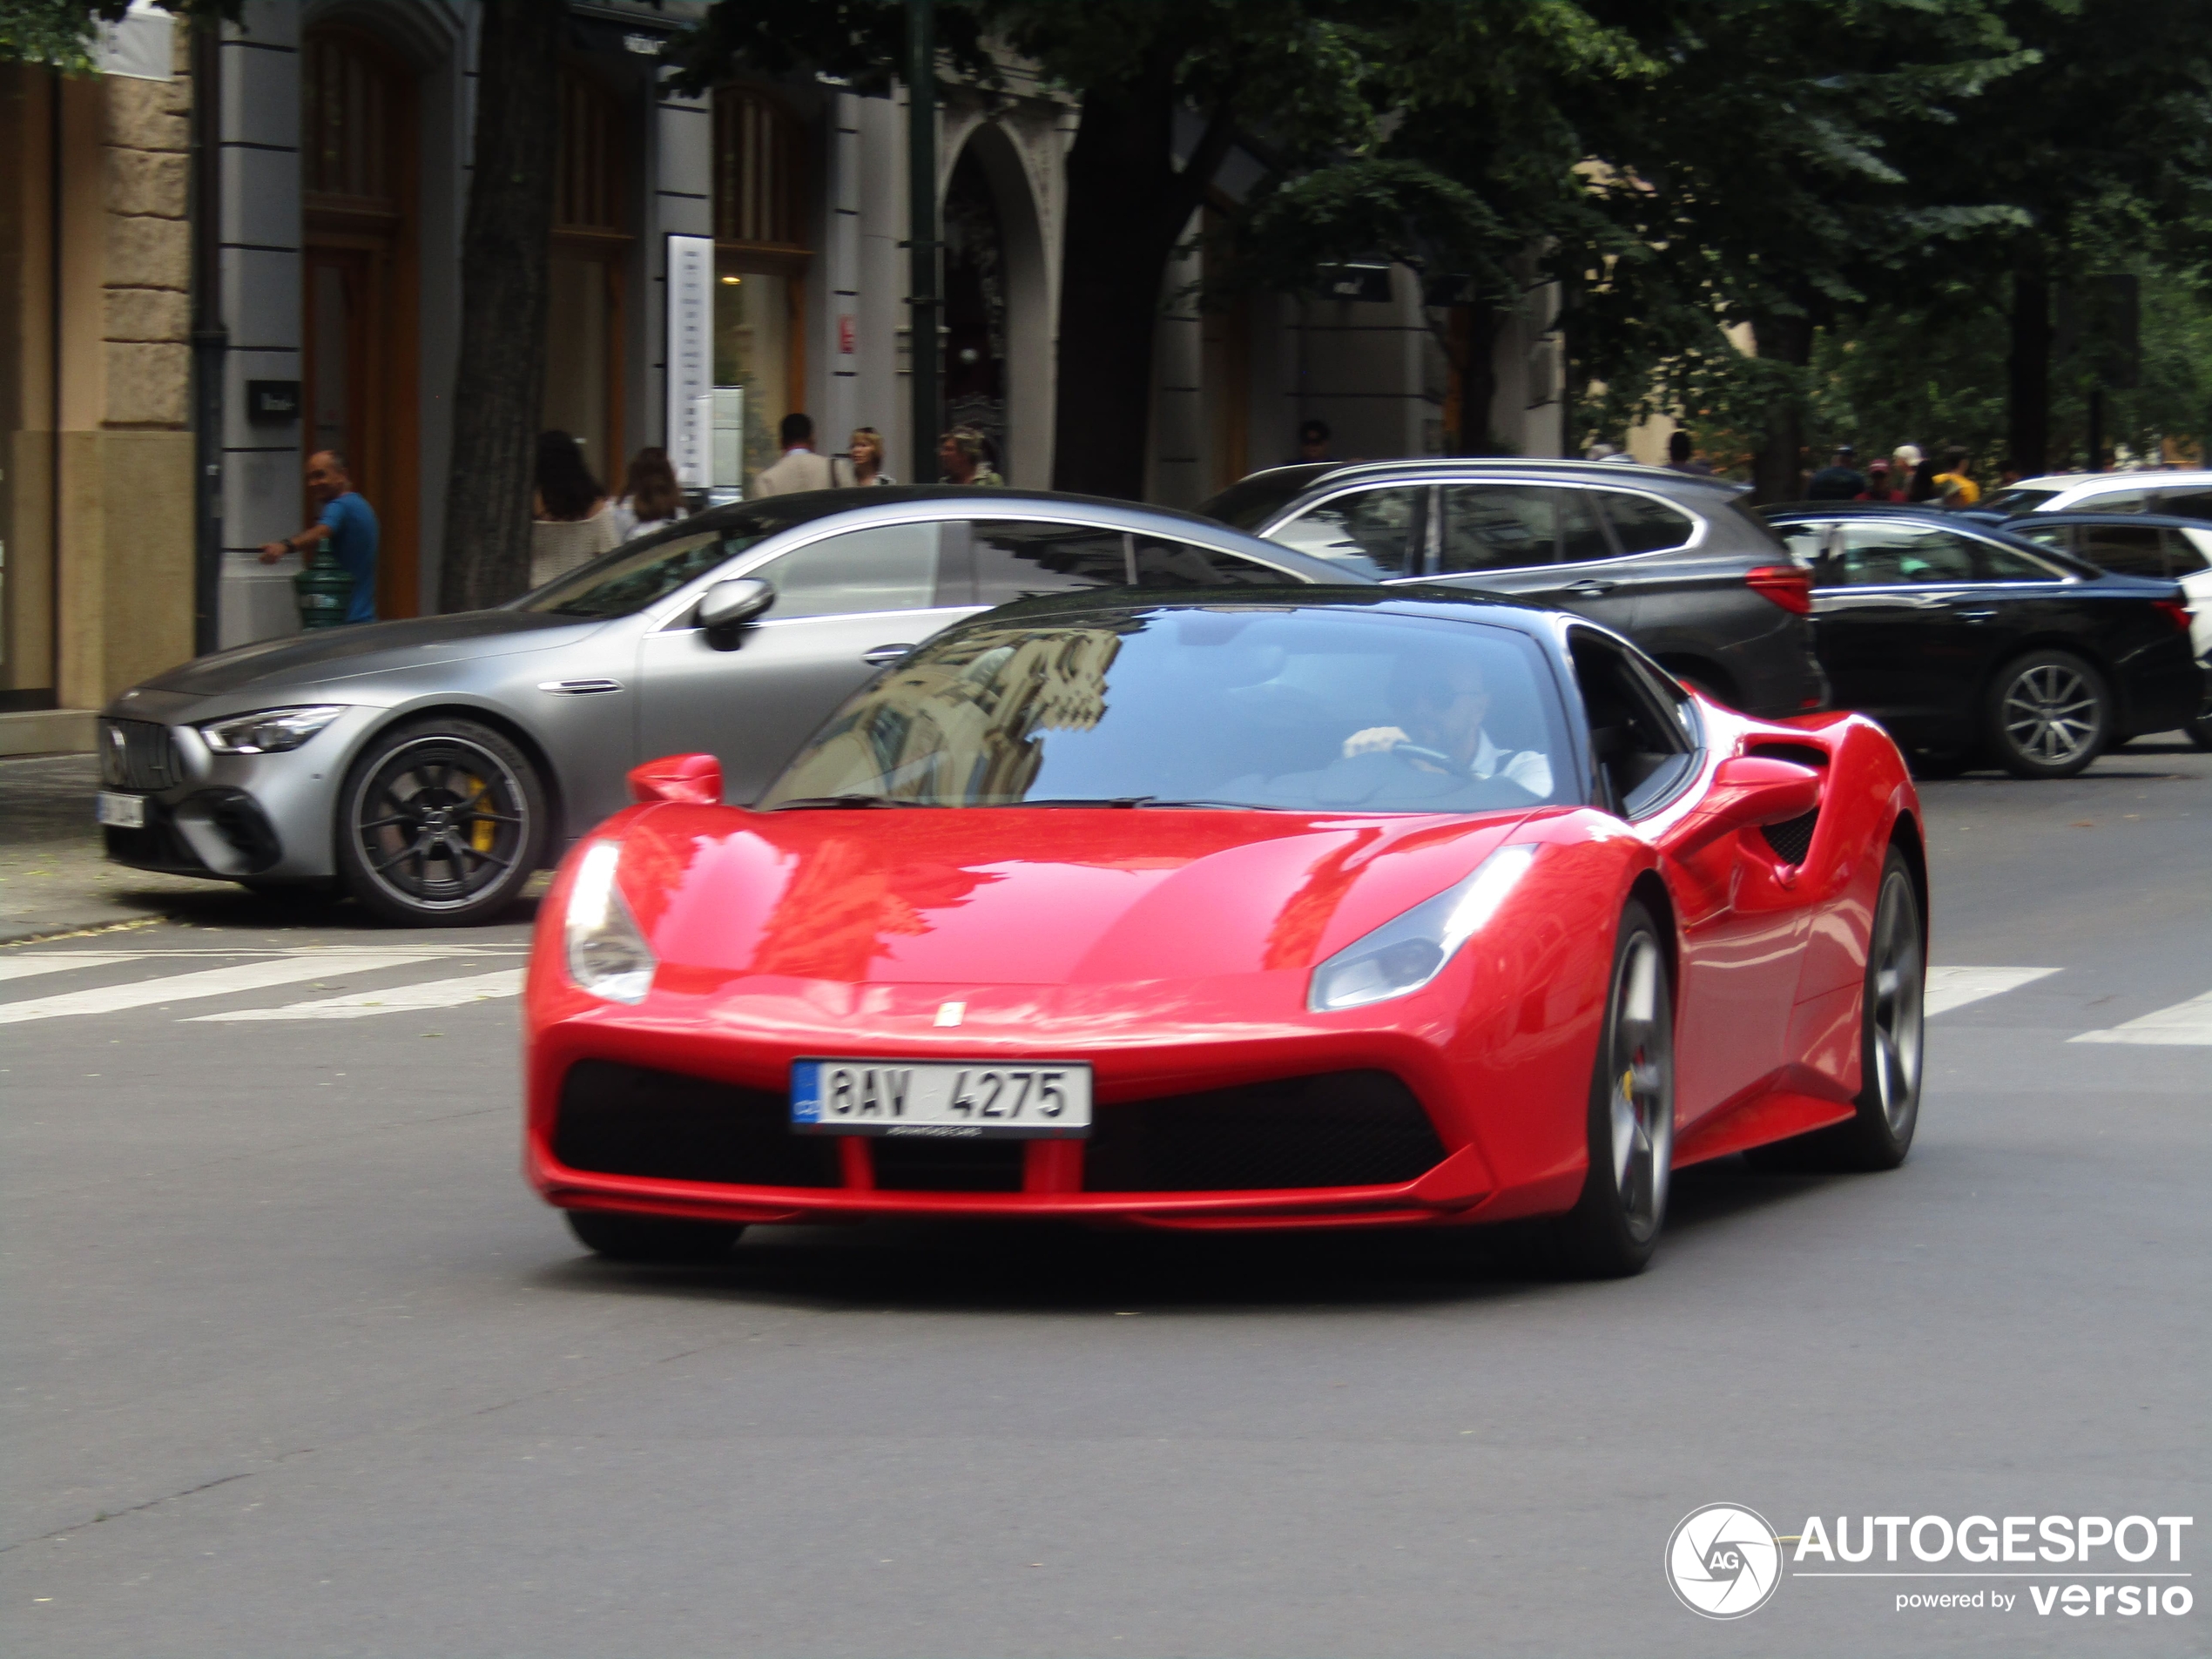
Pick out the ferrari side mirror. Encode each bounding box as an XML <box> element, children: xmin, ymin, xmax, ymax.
<box><xmin>698</xmin><ymin>577</ymin><xmax>774</xmax><ymax>632</ymax></box>
<box><xmin>1674</xmin><ymin>755</ymin><xmax>1821</xmax><ymax>855</ymax></box>
<box><xmin>627</xmin><ymin>752</ymin><xmax>724</xmax><ymax>806</ymax></box>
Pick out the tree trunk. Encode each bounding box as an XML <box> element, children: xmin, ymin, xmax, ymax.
<box><xmin>1750</xmin><ymin>312</ymin><xmax>1814</xmax><ymax>504</ymax></box>
<box><xmin>437</xmin><ymin>0</ymin><xmax>563</xmax><ymax>613</ymax></box>
<box><xmin>1049</xmin><ymin>67</ymin><xmax>1212</xmax><ymax>500</ymax></box>
<box><xmin>2006</xmin><ymin>262</ymin><xmax>2052</xmax><ymax>477</ymax></box>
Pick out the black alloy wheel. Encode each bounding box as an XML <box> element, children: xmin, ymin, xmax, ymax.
<box><xmin>1984</xmin><ymin>648</ymin><xmax>2111</xmax><ymax>779</ymax></box>
<box><xmin>1747</xmin><ymin>846</ymin><xmax>1925</xmax><ymax>1173</ymax></box>
<box><xmin>566</xmin><ymin>1210</ymin><xmax>747</xmax><ymax>1263</ymax></box>
<box><xmin>335</xmin><ymin>717</ymin><xmax>547</xmax><ymax>926</ymax></box>
<box><xmin>1552</xmin><ymin>899</ymin><xmax>1675</xmax><ymax>1278</ymax></box>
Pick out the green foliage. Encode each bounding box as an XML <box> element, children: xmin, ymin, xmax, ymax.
<box><xmin>1</xmin><ymin>0</ymin><xmax>241</xmax><ymax>69</ymax></box>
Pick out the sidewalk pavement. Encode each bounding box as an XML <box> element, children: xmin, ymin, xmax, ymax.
<box><xmin>0</xmin><ymin>755</ymin><xmax>223</xmax><ymax>944</ymax></box>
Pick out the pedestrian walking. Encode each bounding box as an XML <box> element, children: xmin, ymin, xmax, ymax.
<box><xmin>846</xmin><ymin>426</ymin><xmax>894</xmax><ymax>485</ymax></box>
<box><xmin>1664</xmin><ymin>431</ymin><xmax>1714</xmax><ymax>475</ymax></box>
<box><xmin>608</xmin><ymin>447</ymin><xmax>686</xmax><ymax>543</ymax></box>
<box><xmin>937</xmin><ymin>426</ymin><xmax>1004</xmax><ymax>487</ymax></box>
<box><xmin>1892</xmin><ymin>442</ymin><xmax>1923</xmax><ymax>481</ymax></box>
<box><xmin>258</xmin><ymin>448</ymin><xmax>378</xmax><ymax>624</ymax></box>
<box><xmin>530</xmin><ymin>429</ymin><xmax>618</xmax><ymax>588</ymax></box>
<box><xmin>753</xmin><ymin>412</ymin><xmax>846</xmax><ymax>495</ymax></box>
<box><xmin>1933</xmin><ymin>447</ymin><xmax>1980</xmax><ymax>509</ymax></box>
<box><xmin>1805</xmin><ymin>444</ymin><xmax>1867</xmax><ymax>501</ymax></box>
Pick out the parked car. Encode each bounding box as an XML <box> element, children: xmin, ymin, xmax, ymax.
<box><xmin>1970</xmin><ymin>468</ymin><xmax>2212</xmax><ymax>523</ymax></box>
<box><xmin>1198</xmin><ymin>459</ymin><xmax>1827</xmax><ymax>718</ymax></box>
<box><xmin>1763</xmin><ymin>505</ymin><xmax>2203</xmax><ymax>778</ymax></box>
<box><xmin>95</xmin><ymin>488</ymin><xmax>1346</xmax><ymax>926</ymax></box>
<box><xmin>528</xmin><ymin>587</ymin><xmax>1925</xmax><ymax>1277</ymax></box>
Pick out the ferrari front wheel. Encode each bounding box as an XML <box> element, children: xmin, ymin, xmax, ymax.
<box><xmin>565</xmin><ymin>1211</ymin><xmax>746</xmax><ymax>1263</ymax></box>
<box><xmin>1553</xmin><ymin>900</ymin><xmax>1675</xmax><ymax>1278</ymax></box>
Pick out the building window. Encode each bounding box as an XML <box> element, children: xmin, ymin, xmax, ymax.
<box><xmin>544</xmin><ymin>65</ymin><xmax>631</xmax><ymax>485</ymax></box>
<box><xmin>712</xmin><ymin>86</ymin><xmax>810</xmax><ymax>496</ymax></box>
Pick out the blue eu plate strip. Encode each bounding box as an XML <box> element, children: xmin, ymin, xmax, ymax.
<box><xmin>789</xmin><ymin>1061</ymin><xmax>823</xmax><ymax>1125</ymax></box>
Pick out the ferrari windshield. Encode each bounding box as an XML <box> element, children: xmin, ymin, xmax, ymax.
<box><xmin>759</xmin><ymin>604</ymin><xmax>1575</xmax><ymax>813</ymax></box>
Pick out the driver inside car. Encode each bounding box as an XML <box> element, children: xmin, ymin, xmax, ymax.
<box><xmin>1342</xmin><ymin>653</ymin><xmax>1554</xmax><ymax>797</ymax></box>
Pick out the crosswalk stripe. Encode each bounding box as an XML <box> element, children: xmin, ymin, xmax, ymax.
<box><xmin>0</xmin><ymin>953</ymin><xmax>140</xmax><ymax>984</ymax></box>
<box><xmin>1925</xmin><ymin>966</ymin><xmax>2060</xmax><ymax>1017</ymax></box>
<box><xmin>0</xmin><ymin>953</ymin><xmax>441</xmax><ymax>1025</ymax></box>
<box><xmin>2067</xmin><ymin>990</ymin><xmax>2212</xmax><ymax>1048</ymax></box>
<box><xmin>185</xmin><ymin>968</ymin><xmax>525</xmax><ymax>1022</ymax></box>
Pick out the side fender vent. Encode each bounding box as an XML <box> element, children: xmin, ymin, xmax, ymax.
<box><xmin>1761</xmin><ymin>809</ymin><xmax>1818</xmax><ymax>865</ymax></box>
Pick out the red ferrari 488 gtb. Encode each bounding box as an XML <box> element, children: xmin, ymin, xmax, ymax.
<box><xmin>523</xmin><ymin>589</ymin><xmax>1926</xmax><ymax>1277</ymax></box>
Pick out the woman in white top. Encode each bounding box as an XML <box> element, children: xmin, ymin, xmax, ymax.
<box><xmin>609</xmin><ymin>446</ymin><xmax>688</xmax><ymax>543</ymax></box>
<box><xmin>847</xmin><ymin>426</ymin><xmax>894</xmax><ymax>486</ymax></box>
<box><xmin>529</xmin><ymin>430</ymin><xmax>619</xmax><ymax>588</ymax></box>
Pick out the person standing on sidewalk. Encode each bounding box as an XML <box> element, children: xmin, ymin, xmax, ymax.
<box><xmin>754</xmin><ymin>413</ymin><xmax>849</xmax><ymax>495</ymax></box>
<box><xmin>258</xmin><ymin>449</ymin><xmax>377</xmax><ymax>624</ymax></box>
<box><xmin>937</xmin><ymin>426</ymin><xmax>1003</xmax><ymax>486</ymax></box>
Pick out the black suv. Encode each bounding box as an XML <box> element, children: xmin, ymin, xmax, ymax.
<box><xmin>1201</xmin><ymin>460</ymin><xmax>1827</xmax><ymax>718</ymax></box>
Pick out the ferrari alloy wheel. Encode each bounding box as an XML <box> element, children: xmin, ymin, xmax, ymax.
<box><xmin>1985</xmin><ymin>649</ymin><xmax>2110</xmax><ymax>779</ymax></box>
<box><xmin>335</xmin><ymin>718</ymin><xmax>547</xmax><ymax>926</ymax></box>
<box><xmin>1749</xmin><ymin>847</ymin><xmax>1925</xmax><ymax>1173</ymax></box>
<box><xmin>566</xmin><ymin>1211</ymin><xmax>746</xmax><ymax>1263</ymax></box>
<box><xmin>1554</xmin><ymin>900</ymin><xmax>1675</xmax><ymax>1278</ymax></box>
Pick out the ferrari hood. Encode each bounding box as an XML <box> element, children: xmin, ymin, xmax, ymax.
<box><xmin>622</xmin><ymin>806</ymin><xmax>1537</xmax><ymax>988</ymax></box>
<box><xmin>137</xmin><ymin>610</ymin><xmax>603</xmax><ymax>698</ymax></box>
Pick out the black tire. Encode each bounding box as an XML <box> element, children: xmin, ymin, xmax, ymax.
<box><xmin>334</xmin><ymin>717</ymin><xmax>547</xmax><ymax>926</ymax></box>
<box><xmin>1983</xmin><ymin>649</ymin><xmax>2111</xmax><ymax>779</ymax></box>
<box><xmin>1550</xmin><ymin>900</ymin><xmax>1675</xmax><ymax>1278</ymax></box>
<box><xmin>2185</xmin><ymin>713</ymin><xmax>2212</xmax><ymax>752</ymax></box>
<box><xmin>1909</xmin><ymin>747</ymin><xmax>1973</xmax><ymax>781</ymax></box>
<box><xmin>1746</xmin><ymin>847</ymin><xmax>1925</xmax><ymax>1174</ymax></box>
<box><xmin>565</xmin><ymin>1210</ymin><xmax>745</xmax><ymax>1263</ymax></box>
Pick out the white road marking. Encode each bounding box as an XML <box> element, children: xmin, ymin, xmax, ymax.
<box><xmin>187</xmin><ymin>968</ymin><xmax>525</xmax><ymax>1022</ymax></box>
<box><xmin>2068</xmin><ymin>990</ymin><xmax>2212</xmax><ymax>1048</ymax></box>
<box><xmin>0</xmin><ymin>953</ymin><xmax>140</xmax><ymax>983</ymax></box>
<box><xmin>1925</xmin><ymin>967</ymin><xmax>2060</xmax><ymax>1017</ymax></box>
<box><xmin>0</xmin><ymin>954</ymin><xmax>440</xmax><ymax>1025</ymax></box>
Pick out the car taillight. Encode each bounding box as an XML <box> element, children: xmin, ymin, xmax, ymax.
<box><xmin>1746</xmin><ymin>564</ymin><xmax>1813</xmax><ymax>615</ymax></box>
<box><xmin>2153</xmin><ymin>596</ymin><xmax>2193</xmax><ymax>634</ymax></box>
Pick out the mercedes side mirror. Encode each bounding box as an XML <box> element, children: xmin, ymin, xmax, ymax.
<box><xmin>627</xmin><ymin>752</ymin><xmax>724</xmax><ymax>806</ymax></box>
<box><xmin>698</xmin><ymin>577</ymin><xmax>774</xmax><ymax>636</ymax></box>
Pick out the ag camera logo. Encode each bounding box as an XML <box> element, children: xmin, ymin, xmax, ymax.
<box><xmin>1668</xmin><ymin>1503</ymin><xmax>1783</xmax><ymax>1619</ymax></box>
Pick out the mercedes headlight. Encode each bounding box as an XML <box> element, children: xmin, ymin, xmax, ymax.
<box><xmin>564</xmin><ymin>840</ymin><xmax>657</xmax><ymax>1004</ymax></box>
<box><xmin>1307</xmin><ymin>844</ymin><xmax>1540</xmax><ymax>1012</ymax></box>
<box><xmin>199</xmin><ymin>705</ymin><xmax>348</xmax><ymax>754</ymax></box>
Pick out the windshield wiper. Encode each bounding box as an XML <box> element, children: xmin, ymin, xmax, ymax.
<box><xmin>763</xmin><ymin>794</ymin><xmax>927</xmax><ymax>810</ymax></box>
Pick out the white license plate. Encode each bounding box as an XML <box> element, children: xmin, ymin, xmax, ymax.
<box><xmin>96</xmin><ymin>791</ymin><xmax>146</xmax><ymax>829</ymax></box>
<box><xmin>791</xmin><ymin>1059</ymin><xmax>1091</xmax><ymax>1139</ymax></box>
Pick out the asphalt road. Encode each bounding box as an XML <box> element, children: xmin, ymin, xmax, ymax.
<box><xmin>3</xmin><ymin>742</ymin><xmax>2207</xmax><ymax>1657</ymax></box>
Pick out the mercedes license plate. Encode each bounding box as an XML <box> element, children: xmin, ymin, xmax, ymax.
<box><xmin>791</xmin><ymin>1059</ymin><xmax>1091</xmax><ymax>1139</ymax></box>
<box><xmin>96</xmin><ymin>790</ymin><xmax>146</xmax><ymax>829</ymax></box>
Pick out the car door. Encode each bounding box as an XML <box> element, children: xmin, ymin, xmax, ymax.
<box><xmin>636</xmin><ymin>519</ymin><xmax>977</xmax><ymax>803</ymax></box>
<box><xmin>1806</xmin><ymin>520</ymin><xmax>1985</xmax><ymax>747</ymax></box>
<box><xmin>1429</xmin><ymin>482</ymin><xmax>1642</xmax><ymax>634</ymax></box>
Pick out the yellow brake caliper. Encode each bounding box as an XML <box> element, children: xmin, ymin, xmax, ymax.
<box><xmin>461</xmin><ymin>776</ymin><xmax>496</xmax><ymax>853</ymax></box>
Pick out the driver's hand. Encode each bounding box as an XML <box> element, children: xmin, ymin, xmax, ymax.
<box><xmin>1342</xmin><ymin>725</ymin><xmax>1410</xmax><ymax>759</ymax></box>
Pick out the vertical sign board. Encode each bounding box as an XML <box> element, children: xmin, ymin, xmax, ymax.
<box><xmin>664</xmin><ymin>234</ymin><xmax>715</xmax><ymax>489</ymax></box>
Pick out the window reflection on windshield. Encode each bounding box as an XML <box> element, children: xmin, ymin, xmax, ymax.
<box><xmin>516</xmin><ymin>501</ymin><xmax>837</xmax><ymax>618</ymax></box>
<box><xmin>759</xmin><ymin>605</ymin><xmax>1571</xmax><ymax>814</ymax></box>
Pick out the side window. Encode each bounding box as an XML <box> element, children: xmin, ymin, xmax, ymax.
<box><xmin>1975</xmin><ymin>540</ymin><xmax>2067</xmax><ymax>583</ymax></box>
<box><xmin>2010</xmin><ymin>522</ymin><xmax>2075</xmax><ymax>555</ymax></box>
<box><xmin>1130</xmin><ymin>536</ymin><xmax>1298</xmax><ymax>589</ymax></box>
<box><xmin>1437</xmin><ymin>484</ymin><xmax>1608</xmax><ymax>573</ymax></box>
<box><xmin>1597</xmin><ymin>490</ymin><xmax>1697</xmax><ymax>555</ymax></box>
<box><xmin>1568</xmin><ymin>631</ymin><xmax>1694</xmax><ymax>817</ymax></box>
<box><xmin>2153</xmin><ymin>488</ymin><xmax>2212</xmax><ymax>522</ymax></box>
<box><xmin>748</xmin><ymin>523</ymin><xmax>940</xmax><ymax>620</ymax></box>
<box><xmin>1819</xmin><ymin>523</ymin><xmax>1977</xmax><ymax>587</ymax></box>
<box><xmin>2167</xmin><ymin>528</ymin><xmax>2212</xmax><ymax>576</ymax></box>
<box><xmin>2075</xmin><ymin>490</ymin><xmax>2148</xmax><ymax>514</ymax></box>
<box><xmin>1269</xmin><ymin>487</ymin><xmax>1423</xmax><ymax>578</ymax></box>
<box><xmin>962</xmin><ymin>521</ymin><xmax>1130</xmax><ymax>604</ymax></box>
<box><xmin>2075</xmin><ymin>524</ymin><xmax>2167</xmax><ymax>579</ymax></box>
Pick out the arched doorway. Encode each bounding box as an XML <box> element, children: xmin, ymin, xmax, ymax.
<box><xmin>300</xmin><ymin>24</ymin><xmax>419</xmax><ymax>617</ymax></box>
<box><xmin>944</xmin><ymin>124</ymin><xmax>1051</xmax><ymax>487</ymax></box>
<box><xmin>942</xmin><ymin>147</ymin><xmax>1007</xmax><ymax>474</ymax></box>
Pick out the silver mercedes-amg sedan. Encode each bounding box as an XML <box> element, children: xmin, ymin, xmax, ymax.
<box><xmin>96</xmin><ymin>488</ymin><xmax>1348</xmax><ymax>925</ymax></box>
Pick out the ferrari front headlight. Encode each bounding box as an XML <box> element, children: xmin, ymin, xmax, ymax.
<box><xmin>564</xmin><ymin>840</ymin><xmax>656</xmax><ymax>1004</ymax></box>
<box><xmin>1307</xmin><ymin>843</ymin><xmax>1540</xmax><ymax>1012</ymax></box>
<box><xmin>199</xmin><ymin>705</ymin><xmax>348</xmax><ymax>754</ymax></box>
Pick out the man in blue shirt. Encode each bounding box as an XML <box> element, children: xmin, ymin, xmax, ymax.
<box><xmin>259</xmin><ymin>449</ymin><xmax>379</xmax><ymax>623</ymax></box>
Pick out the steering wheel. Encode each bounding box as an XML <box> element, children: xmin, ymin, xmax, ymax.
<box><xmin>1384</xmin><ymin>741</ymin><xmax>1475</xmax><ymax>779</ymax></box>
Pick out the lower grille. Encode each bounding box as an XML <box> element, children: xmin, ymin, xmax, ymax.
<box><xmin>1084</xmin><ymin>1069</ymin><xmax>1446</xmax><ymax>1192</ymax></box>
<box><xmin>872</xmin><ymin>1136</ymin><xmax>1026</xmax><ymax>1192</ymax></box>
<box><xmin>101</xmin><ymin>718</ymin><xmax>179</xmax><ymax>790</ymax></box>
<box><xmin>553</xmin><ymin>1061</ymin><xmax>840</xmax><ymax>1187</ymax></box>
<box><xmin>1761</xmin><ymin>809</ymin><xmax>1818</xmax><ymax>864</ymax></box>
